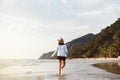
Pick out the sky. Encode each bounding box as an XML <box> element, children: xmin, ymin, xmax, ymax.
<box><xmin>0</xmin><ymin>0</ymin><xmax>120</xmax><ymax>59</ymax></box>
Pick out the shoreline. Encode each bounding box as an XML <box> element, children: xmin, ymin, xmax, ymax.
<box><xmin>71</xmin><ymin>58</ymin><xmax>119</xmax><ymax>60</ymax></box>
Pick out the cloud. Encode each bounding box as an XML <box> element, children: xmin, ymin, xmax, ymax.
<box><xmin>0</xmin><ymin>0</ymin><xmax>119</xmax><ymax>37</ymax></box>
<box><xmin>77</xmin><ymin>0</ymin><xmax>104</xmax><ymax>5</ymax></box>
<box><xmin>61</xmin><ymin>0</ymin><xmax>67</xmax><ymax>4</ymax></box>
<box><xmin>0</xmin><ymin>10</ymin><xmax>54</xmax><ymax>59</ymax></box>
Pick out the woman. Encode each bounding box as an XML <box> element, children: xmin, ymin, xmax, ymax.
<box><xmin>51</xmin><ymin>38</ymin><xmax>68</xmax><ymax>75</ymax></box>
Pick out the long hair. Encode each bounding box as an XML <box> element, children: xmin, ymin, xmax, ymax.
<box><xmin>58</xmin><ymin>42</ymin><xmax>64</xmax><ymax>45</ymax></box>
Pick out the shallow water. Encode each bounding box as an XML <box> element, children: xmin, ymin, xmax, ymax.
<box><xmin>93</xmin><ymin>62</ymin><xmax>120</xmax><ymax>74</ymax></box>
<box><xmin>0</xmin><ymin>59</ymin><xmax>120</xmax><ymax>80</ymax></box>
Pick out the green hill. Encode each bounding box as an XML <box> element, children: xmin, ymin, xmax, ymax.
<box><xmin>79</xmin><ymin>18</ymin><xmax>120</xmax><ymax>58</ymax></box>
<box><xmin>67</xmin><ymin>33</ymin><xmax>94</xmax><ymax>58</ymax></box>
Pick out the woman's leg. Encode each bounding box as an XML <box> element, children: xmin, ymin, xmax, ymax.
<box><xmin>58</xmin><ymin>60</ymin><xmax>62</xmax><ymax>74</ymax></box>
<box><xmin>61</xmin><ymin>60</ymin><xmax>66</xmax><ymax>69</ymax></box>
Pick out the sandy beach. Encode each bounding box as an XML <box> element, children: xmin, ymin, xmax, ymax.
<box><xmin>0</xmin><ymin>59</ymin><xmax>120</xmax><ymax>80</ymax></box>
<box><xmin>71</xmin><ymin>58</ymin><xmax>119</xmax><ymax>60</ymax></box>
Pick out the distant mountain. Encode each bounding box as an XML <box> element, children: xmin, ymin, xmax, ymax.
<box><xmin>39</xmin><ymin>51</ymin><xmax>53</xmax><ymax>59</ymax></box>
<box><xmin>67</xmin><ymin>33</ymin><xmax>94</xmax><ymax>45</ymax></box>
<box><xmin>39</xmin><ymin>33</ymin><xmax>94</xmax><ymax>59</ymax></box>
<box><xmin>67</xmin><ymin>33</ymin><xmax>94</xmax><ymax>58</ymax></box>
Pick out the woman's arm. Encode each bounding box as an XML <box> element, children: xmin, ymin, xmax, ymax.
<box><xmin>65</xmin><ymin>45</ymin><xmax>68</xmax><ymax>56</ymax></box>
<box><xmin>51</xmin><ymin>47</ymin><xmax>58</xmax><ymax>57</ymax></box>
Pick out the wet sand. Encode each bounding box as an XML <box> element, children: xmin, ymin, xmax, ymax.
<box><xmin>0</xmin><ymin>59</ymin><xmax>120</xmax><ymax>80</ymax></box>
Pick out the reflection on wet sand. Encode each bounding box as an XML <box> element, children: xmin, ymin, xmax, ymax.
<box><xmin>93</xmin><ymin>62</ymin><xmax>120</xmax><ymax>74</ymax></box>
<box><xmin>58</xmin><ymin>74</ymin><xmax>66</xmax><ymax>80</ymax></box>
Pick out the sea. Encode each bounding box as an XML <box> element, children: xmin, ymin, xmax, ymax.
<box><xmin>0</xmin><ymin>59</ymin><xmax>120</xmax><ymax>80</ymax></box>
